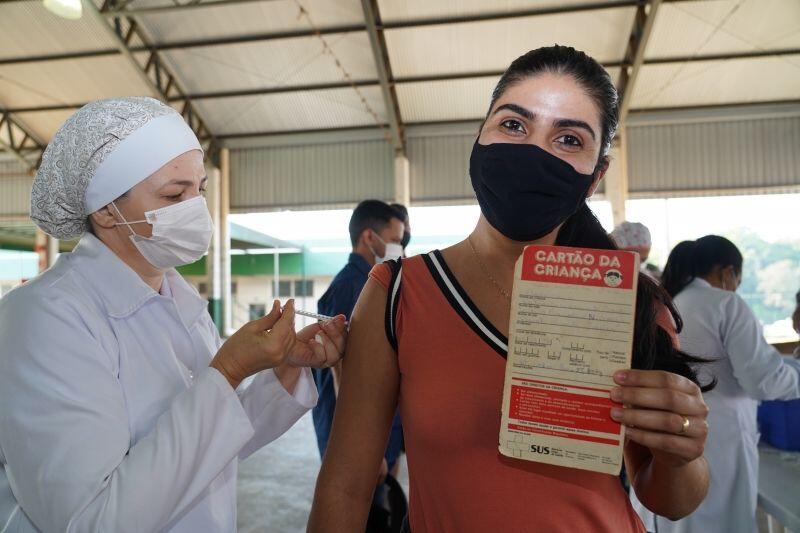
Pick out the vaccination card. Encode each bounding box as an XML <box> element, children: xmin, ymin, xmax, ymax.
<box><xmin>499</xmin><ymin>245</ymin><xmax>639</xmax><ymax>475</ymax></box>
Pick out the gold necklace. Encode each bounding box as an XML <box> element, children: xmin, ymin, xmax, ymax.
<box><xmin>467</xmin><ymin>236</ymin><xmax>511</xmax><ymax>300</ymax></box>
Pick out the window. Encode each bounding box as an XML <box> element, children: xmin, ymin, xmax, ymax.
<box><xmin>294</xmin><ymin>280</ymin><xmax>314</xmax><ymax>297</ymax></box>
<box><xmin>249</xmin><ymin>303</ymin><xmax>266</xmax><ymax>321</ymax></box>
<box><xmin>275</xmin><ymin>280</ymin><xmax>292</xmax><ymax>298</ymax></box>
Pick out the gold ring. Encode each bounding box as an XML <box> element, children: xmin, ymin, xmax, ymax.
<box><xmin>678</xmin><ymin>416</ymin><xmax>690</xmax><ymax>435</ymax></box>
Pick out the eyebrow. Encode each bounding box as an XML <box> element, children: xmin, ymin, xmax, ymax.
<box><xmin>493</xmin><ymin>103</ymin><xmax>535</xmax><ymax>121</ymax></box>
<box><xmin>553</xmin><ymin>118</ymin><xmax>596</xmax><ymax>141</ymax></box>
<box><xmin>162</xmin><ymin>176</ymin><xmax>208</xmax><ymax>188</ymax></box>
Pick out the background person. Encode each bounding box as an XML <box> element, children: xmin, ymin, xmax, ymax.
<box><xmin>633</xmin><ymin>235</ymin><xmax>800</xmax><ymax>533</ymax></box>
<box><xmin>611</xmin><ymin>221</ymin><xmax>662</xmax><ymax>279</ymax></box>
<box><xmin>390</xmin><ymin>203</ymin><xmax>412</xmax><ymax>255</ymax></box>
<box><xmin>312</xmin><ymin>200</ymin><xmax>406</xmax><ymax>529</ymax></box>
<box><xmin>312</xmin><ymin>200</ymin><xmax>405</xmax><ymax>460</ymax></box>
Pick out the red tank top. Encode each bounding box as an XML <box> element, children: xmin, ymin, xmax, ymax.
<box><xmin>370</xmin><ymin>251</ymin><xmax>646</xmax><ymax>533</ymax></box>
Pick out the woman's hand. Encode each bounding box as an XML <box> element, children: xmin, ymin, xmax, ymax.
<box><xmin>290</xmin><ymin>315</ymin><xmax>347</xmax><ymax>369</ymax></box>
<box><xmin>272</xmin><ymin>315</ymin><xmax>348</xmax><ymax>394</ymax></box>
<box><xmin>210</xmin><ymin>299</ymin><xmax>300</xmax><ymax>389</ymax></box>
<box><xmin>611</xmin><ymin>369</ymin><xmax>709</xmax><ymax>467</ymax></box>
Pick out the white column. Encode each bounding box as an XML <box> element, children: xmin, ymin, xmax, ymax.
<box><xmin>394</xmin><ymin>153</ymin><xmax>410</xmax><ymax>206</ymax></box>
<box><xmin>220</xmin><ymin>148</ymin><xmax>233</xmax><ymax>336</ymax></box>
<box><xmin>46</xmin><ymin>234</ymin><xmax>59</xmax><ymax>268</ymax></box>
<box><xmin>606</xmin><ymin>127</ymin><xmax>630</xmax><ymax>227</ymax></box>
<box><xmin>34</xmin><ymin>228</ymin><xmax>47</xmax><ymax>273</ymax></box>
<box><xmin>206</xmin><ymin>166</ymin><xmax>223</xmax><ymax>331</ymax></box>
<box><xmin>273</xmin><ymin>252</ymin><xmax>280</xmax><ymax>301</ymax></box>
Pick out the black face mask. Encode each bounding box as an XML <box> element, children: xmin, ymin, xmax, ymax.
<box><xmin>401</xmin><ymin>231</ymin><xmax>411</xmax><ymax>249</ymax></box>
<box><xmin>469</xmin><ymin>141</ymin><xmax>595</xmax><ymax>242</ymax></box>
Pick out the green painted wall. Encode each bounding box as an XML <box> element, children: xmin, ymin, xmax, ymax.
<box><xmin>177</xmin><ymin>251</ymin><xmax>349</xmax><ymax>278</ymax></box>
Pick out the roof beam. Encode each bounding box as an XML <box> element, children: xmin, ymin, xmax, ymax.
<box><xmin>7</xmin><ymin>46</ymin><xmax>800</xmax><ymax>114</ymax></box>
<box><xmin>82</xmin><ymin>0</ymin><xmax>220</xmax><ymax>163</ymax></box>
<box><xmin>217</xmin><ymin>100</ymin><xmax>800</xmax><ymax>142</ymax></box>
<box><xmin>0</xmin><ymin>0</ymin><xmax>662</xmax><ymax>65</ymax></box>
<box><xmin>361</xmin><ymin>0</ymin><xmax>404</xmax><ymax>153</ymax></box>
<box><xmin>101</xmin><ymin>0</ymin><xmax>279</xmax><ymax>17</ymax></box>
<box><xmin>0</xmin><ymin>109</ymin><xmax>46</xmax><ymax>172</ymax></box>
<box><xmin>105</xmin><ymin>0</ymin><xmax>646</xmax><ymax>21</ymax></box>
<box><xmin>0</xmin><ymin>49</ymin><xmax>120</xmax><ymax>65</ymax></box>
<box><xmin>3</xmin><ymin>34</ymin><xmax>795</xmax><ymax>66</ymax></box>
<box><xmin>384</xmin><ymin>0</ymin><xmax>644</xmax><ymax>29</ymax></box>
<box><xmin>617</xmin><ymin>0</ymin><xmax>662</xmax><ymax>124</ymax></box>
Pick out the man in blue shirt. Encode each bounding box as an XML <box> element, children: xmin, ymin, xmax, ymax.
<box><xmin>313</xmin><ymin>200</ymin><xmax>406</xmax><ymax>467</ymax></box>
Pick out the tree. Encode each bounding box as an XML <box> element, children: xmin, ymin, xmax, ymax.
<box><xmin>726</xmin><ymin>229</ymin><xmax>800</xmax><ymax>326</ymax></box>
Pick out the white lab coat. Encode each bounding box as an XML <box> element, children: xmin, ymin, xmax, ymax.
<box><xmin>631</xmin><ymin>278</ymin><xmax>800</xmax><ymax>533</ymax></box>
<box><xmin>0</xmin><ymin>233</ymin><xmax>317</xmax><ymax>532</ymax></box>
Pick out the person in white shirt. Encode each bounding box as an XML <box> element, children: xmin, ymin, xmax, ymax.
<box><xmin>610</xmin><ymin>221</ymin><xmax>662</xmax><ymax>280</ymax></box>
<box><xmin>631</xmin><ymin>235</ymin><xmax>800</xmax><ymax>533</ymax></box>
<box><xmin>0</xmin><ymin>97</ymin><xmax>346</xmax><ymax>533</ymax></box>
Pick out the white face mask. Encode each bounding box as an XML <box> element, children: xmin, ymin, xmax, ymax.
<box><xmin>113</xmin><ymin>195</ymin><xmax>213</xmax><ymax>269</ymax></box>
<box><xmin>370</xmin><ymin>232</ymin><xmax>404</xmax><ymax>263</ymax></box>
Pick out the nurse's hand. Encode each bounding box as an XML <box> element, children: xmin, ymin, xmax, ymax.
<box><xmin>610</xmin><ymin>369</ymin><xmax>709</xmax><ymax>468</ymax></box>
<box><xmin>290</xmin><ymin>315</ymin><xmax>347</xmax><ymax>368</ymax></box>
<box><xmin>211</xmin><ymin>299</ymin><xmax>301</xmax><ymax>389</ymax></box>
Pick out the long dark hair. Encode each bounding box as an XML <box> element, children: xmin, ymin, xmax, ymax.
<box><xmin>492</xmin><ymin>45</ymin><xmax>714</xmax><ymax>391</ymax></box>
<box><xmin>661</xmin><ymin>236</ymin><xmax>743</xmax><ymax>298</ymax></box>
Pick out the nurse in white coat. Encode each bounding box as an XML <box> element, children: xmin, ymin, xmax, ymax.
<box><xmin>0</xmin><ymin>97</ymin><xmax>347</xmax><ymax>533</ymax></box>
<box><xmin>631</xmin><ymin>235</ymin><xmax>800</xmax><ymax>533</ymax></box>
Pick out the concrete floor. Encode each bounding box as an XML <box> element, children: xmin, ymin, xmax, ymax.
<box><xmin>236</xmin><ymin>413</ymin><xmax>320</xmax><ymax>533</ymax></box>
<box><xmin>236</xmin><ymin>412</ymin><xmax>409</xmax><ymax>533</ymax></box>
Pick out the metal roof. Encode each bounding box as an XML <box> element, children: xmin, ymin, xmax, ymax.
<box><xmin>0</xmin><ymin>0</ymin><xmax>797</xmax><ymax>159</ymax></box>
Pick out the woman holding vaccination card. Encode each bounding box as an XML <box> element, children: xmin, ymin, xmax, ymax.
<box><xmin>309</xmin><ymin>46</ymin><xmax>713</xmax><ymax>533</ymax></box>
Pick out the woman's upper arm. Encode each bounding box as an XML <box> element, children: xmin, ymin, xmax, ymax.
<box><xmin>722</xmin><ymin>294</ymin><xmax>800</xmax><ymax>400</ymax></box>
<box><xmin>309</xmin><ymin>278</ymin><xmax>400</xmax><ymax>528</ymax></box>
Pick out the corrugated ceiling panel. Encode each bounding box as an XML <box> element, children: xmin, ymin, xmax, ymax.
<box><xmin>195</xmin><ymin>86</ymin><xmax>386</xmax><ymax>134</ymax></box>
<box><xmin>158</xmin><ymin>33</ymin><xmax>376</xmax><ymax>93</ymax></box>
<box><xmin>408</xmin><ymin>134</ymin><xmax>475</xmax><ymax>203</ymax></box>
<box><xmin>230</xmin><ymin>140</ymin><xmax>393</xmax><ymax>211</ymax></box>
<box><xmin>397</xmin><ymin>77</ymin><xmax>498</xmax><ymax>123</ymax></box>
<box><xmin>0</xmin><ymin>160</ymin><xmax>33</xmax><ymax>217</ymax></box>
<box><xmin>136</xmin><ymin>0</ymin><xmax>363</xmax><ymax>43</ymax></box>
<box><xmin>0</xmin><ymin>2</ymin><xmax>115</xmax><ymax>59</ymax></box>
<box><xmin>631</xmin><ymin>55</ymin><xmax>800</xmax><ymax>109</ymax></box>
<box><xmin>10</xmin><ymin>111</ymin><xmax>76</xmax><ymax>143</ymax></box>
<box><xmin>0</xmin><ymin>56</ymin><xmax>155</xmax><ymax>110</ymax></box>
<box><xmin>398</xmin><ymin>68</ymin><xmax>622</xmax><ymax>123</ymax></box>
<box><xmin>645</xmin><ymin>0</ymin><xmax>800</xmax><ymax>60</ymax></box>
<box><xmin>385</xmin><ymin>8</ymin><xmax>634</xmax><ymax>78</ymax></box>
<box><xmin>379</xmin><ymin>0</ymin><xmax>613</xmax><ymax>23</ymax></box>
<box><xmin>627</xmin><ymin>116</ymin><xmax>800</xmax><ymax>194</ymax></box>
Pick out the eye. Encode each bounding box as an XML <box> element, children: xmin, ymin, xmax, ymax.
<box><xmin>165</xmin><ymin>193</ymin><xmax>183</xmax><ymax>201</ymax></box>
<box><xmin>555</xmin><ymin>134</ymin><xmax>582</xmax><ymax>147</ymax></box>
<box><xmin>500</xmin><ymin>118</ymin><xmax>526</xmax><ymax>135</ymax></box>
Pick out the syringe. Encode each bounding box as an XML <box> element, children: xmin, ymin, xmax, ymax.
<box><xmin>294</xmin><ymin>309</ymin><xmax>337</xmax><ymax>322</ymax></box>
